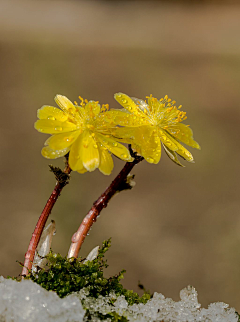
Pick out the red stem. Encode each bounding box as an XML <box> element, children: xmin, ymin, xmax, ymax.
<box><xmin>21</xmin><ymin>163</ymin><xmax>71</xmax><ymax>276</ymax></box>
<box><xmin>67</xmin><ymin>156</ymin><xmax>143</xmax><ymax>259</ymax></box>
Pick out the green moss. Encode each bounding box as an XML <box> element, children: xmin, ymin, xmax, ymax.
<box><xmin>28</xmin><ymin>239</ymin><xmax>150</xmax><ymax>306</ymax></box>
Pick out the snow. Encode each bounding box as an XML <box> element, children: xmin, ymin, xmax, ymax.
<box><xmin>0</xmin><ymin>277</ymin><xmax>238</xmax><ymax>322</ymax></box>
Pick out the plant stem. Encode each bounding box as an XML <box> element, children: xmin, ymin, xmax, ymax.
<box><xmin>21</xmin><ymin>161</ymin><xmax>71</xmax><ymax>276</ymax></box>
<box><xmin>67</xmin><ymin>154</ymin><xmax>144</xmax><ymax>259</ymax></box>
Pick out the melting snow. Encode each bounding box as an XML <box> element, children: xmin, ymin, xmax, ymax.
<box><xmin>0</xmin><ymin>277</ymin><xmax>238</xmax><ymax>322</ymax></box>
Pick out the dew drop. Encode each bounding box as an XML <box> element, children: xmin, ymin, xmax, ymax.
<box><xmin>147</xmin><ymin>157</ymin><xmax>154</xmax><ymax>163</ymax></box>
<box><xmin>113</xmin><ymin>142</ymin><xmax>118</xmax><ymax>147</ymax></box>
<box><xmin>121</xmin><ymin>154</ymin><xmax>128</xmax><ymax>159</ymax></box>
<box><xmin>122</xmin><ymin>99</ymin><xmax>127</xmax><ymax>104</ymax></box>
<box><xmin>55</xmin><ymin>126</ymin><xmax>63</xmax><ymax>131</ymax></box>
<box><xmin>64</xmin><ymin>137</ymin><xmax>72</xmax><ymax>142</ymax></box>
<box><xmin>47</xmin><ymin>116</ymin><xmax>56</xmax><ymax>121</ymax></box>
<box><xmin>93</xmin><ymin>144</ymin><xmax>98</xmax><ymax>148</ymax></box>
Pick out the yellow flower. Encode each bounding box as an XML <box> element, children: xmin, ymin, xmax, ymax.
<box><xmin>111</xmin><ymin>93</ymin><xmax>200</xmax><ymax>167</ymax></box>
<box><xmin>34</xmin><ymin>95</ymin><xmax>133</xmax><ymax>175</ymax></box>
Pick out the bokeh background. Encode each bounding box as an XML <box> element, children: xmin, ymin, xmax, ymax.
<box><xmin>0</xmin><ymin>0</ymin><xmax>240</xmax><ymax>311</ymax></box>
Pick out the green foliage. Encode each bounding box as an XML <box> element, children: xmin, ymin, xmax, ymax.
<box><xmin>28</xmin><ymin>239</ymin><xmax>151</xmax><ymax>306</ymax></box>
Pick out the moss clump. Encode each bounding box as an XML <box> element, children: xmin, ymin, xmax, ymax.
<box><xmin>28</xmin><ymin>239</ymin><xmax>150</xmax><ymax>308</ymax></box>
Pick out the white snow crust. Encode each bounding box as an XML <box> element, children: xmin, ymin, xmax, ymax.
<box><xmin>0</xmin><ymin>277</ymin><xmax>238</xmax><ymax>322</ymax></box>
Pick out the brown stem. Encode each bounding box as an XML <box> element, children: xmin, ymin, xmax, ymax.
<box><xmin>21</xmin><ymin>161</ymin><xmax>71</xmax><ymax>276</ymax></box>
<box><xmin>67</xmin><ymin>154</ymin><xmax>143</xmax><ymax>259</ymax></box>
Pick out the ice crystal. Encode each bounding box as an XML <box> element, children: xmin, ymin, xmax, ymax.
<box><xmin>0</xmin><ymin>278</ymin><xmax>238</xmax><ymax>322</ymax></box>
<box><xmin>0</xmin><ymin>277</ymin><xmax>85</xmax><ymax>322</ymax></box>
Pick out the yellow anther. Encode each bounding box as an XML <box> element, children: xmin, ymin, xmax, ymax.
<box><xmin>167</xmin><ymin>98</ymin><xmax>171</xmax><ymax>102</ymax></box>
<box><xmin>160</xmin><ymin>98</ymin><xmax>164</xmax><ymax>102</ymax></box>
<box><xmin>167</xmin><ymin>106</ymin><xmax>174</xmax><ymax>113</ymax></box>
<box><xmin>78</xmin><ymin>96</ymin><xmax>84</xmax><ymax>106</ymax></box>
<box><xmin>74</xmin><ymin>101</ymin><xmax>78</xmax><ymax>105</ymax></box>
<box><xmin>146</xmin><ymin>94</ymin><xmax>153</xmax><ymax>99</ymax></box>
<box><xmin>101</xmin><ymin>104</ymin><xmax>109</xmax><ymax>111</ymax></box>
<box><xmin>178</xmin><ymin>105</ymin><xmax>182</xmax><ymax>109</ymax></box>
<box><xmin>164</xmin><ymin>95</ymin><xmax>168</xmax><ymax>100</ymax></box>
<box><xmin>84</xmin><ymin>99</ymin><xmax>89</xmax><ymax>103</ymax></box>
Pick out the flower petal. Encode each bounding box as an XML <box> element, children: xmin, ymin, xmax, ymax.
<box><xmin>111</xmin><ymin>126</ymin><xmax>135</xmax><ymax>144</ymax></box>
<box><xmin>160</xmin><ymin>129</ymin><xmax>194</xmax><ymax>162</ymax></box>
<box><xmin>69</xmin><ymin>134</ymin><xmax>85</xmax><ymax>171</ymax></box>
<box><xmin>105</xmin><ymin>109</ymin><xmax>143</xmax><ymax>127</ymax></box>
<box><xmin>167</xmin><ymin>123</ymin><xmax>201</xmax><ymax>149</ymax></box>
<box><xmin>77</xmin><ymin>166</ymin><xmax>87</xmax><ymax>174</ymax></box>
<box><xmin>81</xmin><ymin>131</ymin><xmax>100</xmax><ymax>172</ymax></box>
<box><xmin>41</xmin><ymin>146</ymin><xmax>70</xmax><ymax>159</ymax></box>
<box><xmin>162</xmin><ymin>144</ymin><xmax>184</xmax><ymax>167</ymax></box>
<box><xmin>54</xmin><ymin>95</ymin><xmax>76</xmax><ymax>113</ymax></box>
<box><xmin>97</xmin><ymin>133</ymin><xmax>133</xmax><ymax>162</ymax></box>
<box><xmin>99</xmin><ymin>148</ymin><xmax>114</xmax><ymax>175</ymax></box>
<box><xmin>132</xmin><ymin>126</ymin><xmax>161</xmax><ymax>164</ymax></box>
<box><xmin>34</xmin><ymin>120</ymin><xmax>77</xmax><ymax>134</ymax></box>
<box><xmin>158</xmin><ymin>129</ymin><xmax>179</xmax><ymax>151</ymax></box>
<box><xmin>114</xmin><ymin>93</ymin><xmax>147</xmax><ymax>122</ymax></box>
<box><xmin>37</xmin><ymin>106</ymin><xmax>68</xmax><ymax>122</ymax></box>
<box><xmin>45</xmin><ymin>130</ymin><xmax>81</xmax><ymax>150</ymax></box>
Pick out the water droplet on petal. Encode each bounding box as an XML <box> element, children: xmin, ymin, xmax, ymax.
<box><xmin>120</xmin><ymin>154</ymin><xmax>128</xmax><ymax>159</ymax></box>
<box><xmin>55</xmin><ymin>126</ymin><xmax>62</xmax><ymax>131</ymax></box>
<box><xmin>147</xmin><ymin>157</ymin><xmax>154</xmax><ymax>163</ymax></box>
<box><xmin>122</xmin><ymin>99</ymin><xmax>127</xmax><ymax>104</ymax></box>
<box><xmin>47</xmin><ymin>116</ymin><xmax>56</xmax><ymax>121</ymax></box>
<box><xmin>113</xmin><ymin>142</ymin><xmax>118</xmax><ymax>147</ymax></box>
<box><xmin>93</xmin><ymin>144</ymin><xmax>98</xmax><ymax>148</ymax></box>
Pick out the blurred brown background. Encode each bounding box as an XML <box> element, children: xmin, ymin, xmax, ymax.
<box><xmin>0</xmin><ymin>0</ymin><xmax>240</xmax><ymax>311</ymax></box>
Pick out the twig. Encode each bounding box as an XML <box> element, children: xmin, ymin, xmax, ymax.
<box><xmin>21</xmin><ymin>158</ymin><xmax>71</xmax><ymax>276</ymax></box>
<box><xmin>67</xmin><ymin>150</ymin><xmax>143</xmax><ymax>259</ymax></box>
